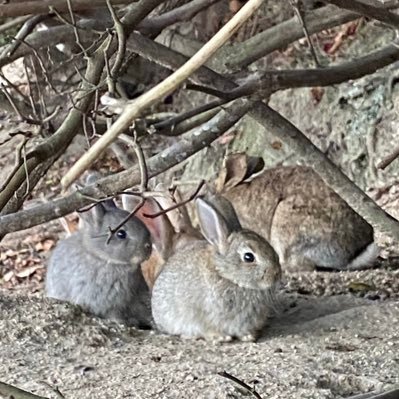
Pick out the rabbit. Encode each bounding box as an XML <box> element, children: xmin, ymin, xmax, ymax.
<box><xmin>122</xmin><ymin>186</ymin><xmax>202</xmax><ymax>289</ymax></box>
<box><xmin>45</xmin><ymin>198</ymin><xmax>153</xmax><ymax>329</ymax></box>
<box><xmin>151</xmin><ymin>194</ymin><xmax>281</xmax><ymax>342</ymax></box>
<box><xmin>217</xmin><ymin>154</ymin><xmax>379</xmax><ymax>272</ymax></box>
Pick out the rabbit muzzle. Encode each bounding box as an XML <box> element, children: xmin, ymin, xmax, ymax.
<box><xmin>258</xmin><ymin>265</ymin><xmax>281</xmax><ymax>289</ymax></box>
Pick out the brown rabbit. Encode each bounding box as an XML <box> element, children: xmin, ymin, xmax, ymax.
<box><xmin>122</xmin><ymin>187</ymin><xmax>202</xmax><ymax>289</ymax></box>
<box><xmin>151</xmin><ymin>194</ymin><xmax>281</xmax><ymax>341</ymax></box>
<box><xmin>217</xmin><ymin>154</ymin><xmax>378</xmax><ymax>272</ymax></box>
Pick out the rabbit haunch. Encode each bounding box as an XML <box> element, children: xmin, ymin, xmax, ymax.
<box><xmin>45</xmin><ymin>201</ymin><xmax>153</xmax><ymax>329</ymax></box>
<box><xmin>222</xmin><ymin>165</ymin><xmax>378</xmax><ymax>272</ymax></box>
<box><xmin>151</xmin><ymin>195</ymin><xmax>281</xmax><ymax>341</ymax></box>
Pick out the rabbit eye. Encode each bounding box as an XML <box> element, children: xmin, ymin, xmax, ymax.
<box><xmin>243</xmin><ymin>252</ymin><xmax>255</xmax><ymax>263</ymax></box>
<box><xmin>116</xmin><ymin>229</ymin><xmax>127</xmax><ymax>239</ymax></box>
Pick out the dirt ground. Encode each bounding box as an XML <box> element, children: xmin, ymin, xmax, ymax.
<box><xmin>0</xmin><ymin>254</ymin><xmax>398</xmax><ymax>399</ymax></box>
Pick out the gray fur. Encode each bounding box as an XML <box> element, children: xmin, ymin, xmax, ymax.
<box><xmin>46</xmin><ymin>202</ymin><xmax>153</xmax><ymax>329</ymax></box>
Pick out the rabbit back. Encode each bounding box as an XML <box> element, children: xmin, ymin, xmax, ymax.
<box><xmin>224</xmin><ymin>166</ymin><xmax>375</xmax><ymax>271</ymax></box>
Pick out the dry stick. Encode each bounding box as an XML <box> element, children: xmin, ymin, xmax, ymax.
<box><xmin>61</xmin><ymin>0</ymin><xmax>265</xmax><ymax>189</ymax></box>
<box><xmin>0</xmin><ymin>381</ymin><xmax>49</xmax><ymax>399</ymax></box>
<box><xmin>218</xmin><ymin>371</ymin><xmax>263</xmax><ymax>399</ymax></box>
<box><xmin>288</xmin><ymin>0</ymin><xmax>321</xmax><ymax>67</ymax></box>
<box><xmin>2</xmin><ymin>14</ymin><xmax>48</xmax><ymax>58</ymax></box>
<box><xmin>0</xmin><ymin>15</ymin><xmax>31</xmax><ymax>34</ymax></box>
<box><xmin>223</xmin><ymin>5</ymin><xmax>358</xmax><ymax>70</ymax></box>
<box><xmin>138</xmin><ymin>0</ymin><xmax>221</xmax><ymax>35</ymax></box>
<box><xmin>0</xmin><ymin>0</ymin><xmax>133</xmax><ymax>18</ymax></box>
<box><xmin>143</xmin><ymin>180</ymin><xmax>205</xmax><ymax>218</ymax></box>
<box><xmin>0</xmin><ymin>99</ymin><xmax>251</xmax><ymax>237</ymax></box>
<box><xmin>126</xmin><ymin>34</ymin><xmax>399</xmax><ymax>239</ymax></box>
<box><xmin>323</xmin><ymin>0</ymin><xmax>399</xmax><ymax>28</ymax></box>
<box><xmin>377</xmin><ymin>145</ymin><xmax>399</xmax><ymax>170</ymax></box>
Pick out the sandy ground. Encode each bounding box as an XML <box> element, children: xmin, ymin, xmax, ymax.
<box><xmin>0</xmin><ymin>267</ymin><xmax>398</xmax><ymax>399</ymax></box>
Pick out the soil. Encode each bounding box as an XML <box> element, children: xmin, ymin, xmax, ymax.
<box><xmin>0</xmin><ymin>277</ymin><xmax>398</xmax><ymax>399</ymax></box>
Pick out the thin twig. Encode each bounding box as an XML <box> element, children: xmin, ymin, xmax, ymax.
<box><xmin>218</xmin><ymin>371</ymin><xmax>263</xmax><ymax>399</ymax></box>
<box><xmin>377</xmin><ymin>145</ymin><xmax>399</xmax><ymax>170</ymax></box>
<box><xmin>106</xmin><ymin>0</ymin><xmax>126</xmax><ymax>79</ymax></box>
<box><xmin>143</xmin><ymin>180</ymin><xmax>205</xmax><ymax>218</ymax></box>
<box><xmin>288</xmin><ymin>0</ymin><xmax>321</xmax><ymax>67</ymax></box>
<box><xmin>1</xmin><ymin>14</ymin><xmax>47</xmax><ymax>58</ymax></box>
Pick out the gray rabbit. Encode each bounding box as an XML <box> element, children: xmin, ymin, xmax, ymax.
<box><xmin>151</xmin><ymin>194</ymin><xmax>281</xmax><ymax>342</ymax></box>
<box><xmin>45</xmin><ymin>199</ymin><xmax>153</xmax><ymax>329</ymax></box>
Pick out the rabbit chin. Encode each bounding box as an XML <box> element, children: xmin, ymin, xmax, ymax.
<box><xmin>230</xmin><ymin>276</ymin><xmax>276</xmax><ymax>291</ymax></box>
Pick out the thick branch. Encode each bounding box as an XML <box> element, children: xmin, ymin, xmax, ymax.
<box><xmin>0</xmin><ymin>0</ymin><xmax>133</xmax><ymax>18</ymax></box>
<box><xmin>0</xmin><ymin>99</ymin><xmax>251</xmax><ymax>237</ymax></box>
<box><xmin>219</xmin><ymin>43</ymin><xmax>399</xmax><ymax>99</ymax></box>
<box><xmin>221</xmin><ymin>5</ymin><xmax>358</xmax><ymax>70</ymax></box>
<box><xmin>139</xmin><ymin>0</ymin><xmax>221</xmax><ymax>35</ymax></box>
<box><xmin>323</xmin><ymin>0</ymin><xmax>399</xmax><ymax>28</ymax></box>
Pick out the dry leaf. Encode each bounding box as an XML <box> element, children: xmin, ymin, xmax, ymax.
<box><xmin>15</xmin><ymin>265</ymin><xmax>44</xmax><ymax>278</ymax></box>
<box><xmin>2</xmin><ymin>270</ymin><xmax>14</xmax><ymax>282</ymax></box>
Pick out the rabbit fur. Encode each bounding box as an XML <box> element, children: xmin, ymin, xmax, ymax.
<box><xmin>151</xmin><ymin>194</ymin><xmax>281</xmax><ymax>341</ymax></box>
<box><xmin>46</xmin><ymin>199</ymin><xmax>153</xmax><ymax>329</ymax></box>
<box><xmin>122</xmin><ymin>187</ymin><xmax>202</xmax><ymax>289</ymax></box>
<box><xmin>219</xmin><ymin>157</ymin><xmax>378</xmax><ymax>272</ymax></box>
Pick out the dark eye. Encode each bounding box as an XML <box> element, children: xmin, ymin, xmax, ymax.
<box><xmin>243</xmin><ymin>252</ymin><xmax>255</xmax><ymax>263</ymax></box>
<box><xmin>116</xmin><ymin>229</ymin><xmax>127</xmax><ymax>239</ymax></box>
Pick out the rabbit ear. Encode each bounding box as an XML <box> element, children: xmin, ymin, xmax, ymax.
<box><xmin>79</xmin><ymin>202</ymin><xmax>107</xmax><ymax>227</ymax></box>
<box><xmin>203</xmin><ymin>193</ymin><xmax>241</xmax><ymax>232</ymax></box>
<box><xmin>196</xmin><ymin>198</ymin><xmax>230</xmax><ymax>255</ymax></box>
<box><xmin>122</xmin><ymin>194</ymin><xmax>174</xmax><ymax>258</ymax></box>
<box><xmin>85</xmin><ymin>172</ymin><xmax>117</xmax><ymax>209</ymax></box>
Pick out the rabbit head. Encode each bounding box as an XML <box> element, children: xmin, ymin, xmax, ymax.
<box><xmin>122</xmin><ymin>189</ymin><xmax>202</xmax><ymax>287</ymax></box>
<box><xmin>79</xmin><ymin>200</ymin><xmax>152</xmax><ymax>266</ymax></box>
<box><xmin>197</xmin><ymin>195</ymin><xmax>281</xmax><ymax>290</ymax></box>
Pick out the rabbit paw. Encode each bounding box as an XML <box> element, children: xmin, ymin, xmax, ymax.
<box><xmin>204</xmin><ymin>333</ymin><xmax>233</xmax><ymax>344</ymax></box>
<box><xmin>238</xmin><ymin>333</ymin><xmax>257</xmax><ymax>342</ymax></box>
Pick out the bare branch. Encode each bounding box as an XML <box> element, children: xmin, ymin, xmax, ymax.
<box><xmin>377</xmin><ymin>145</ymin><xmax>399</xmax><ymax>170</ymax></box>
<box><xmin>139</xmin><ymin>0</ymin><xmax>221</xmax><ymax>35</ymax></box>
<box><xmin>0</xmin><ymin>0</ymin><xmax>133</xmax><ymax>18</ymax></box>
<box><xmin>218</xmin><ymin>371</ymin><xmax>263</xmax><ymax>399</ymax></box>
<box><xmin>323</xmin><ymin>0</ymin><xmax>399</xmax><ymax>29</ymax></box>
<box><xmin>288</xmin><ymin>0</ymin><xmax>321</xmax><ymax>67</ymax></box>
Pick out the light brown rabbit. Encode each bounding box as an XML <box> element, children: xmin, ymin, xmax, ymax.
<box><xmin>151</xmin><ymin>194</ymin><xmax>281</xmax><ymax>341</ymax></box>
<box><xmin>122</xmin><ymin>187</ymin><xmax>202</xmax><ymax>289</ymax></box>
<box><xmin>218</xmin><ymin>154</ymin><xmax>378</xmax><ymax>272</ymax></box>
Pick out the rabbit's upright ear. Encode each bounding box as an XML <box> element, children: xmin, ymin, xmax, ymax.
<box><xmin>196</xmin><ymin>198</ymin><xmax>230</xmax><ymax>255</ymax></box>
<box><xmin>79</xmin><ymin>202</ymin><xmax>107</xmax><ymax>228</ymax></box>
<box><xmin>204</xmin><ymin>193</ymin><xmax>241</xmax><ymax>232</ymax></box>
<box><xmin>122</xmin><ymin>194</ymin><xmax>174</xmax><ymax>258</ymax></box>
<box><xmin>85</xmin><ymin>171</ymin><xmax>117</xmax><ymax>209</ymax></box>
